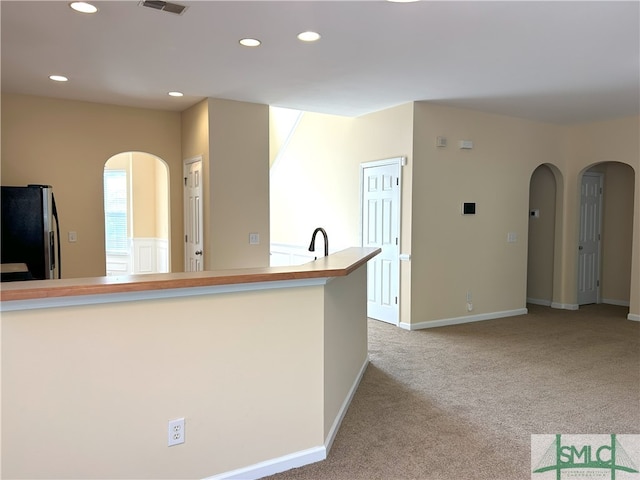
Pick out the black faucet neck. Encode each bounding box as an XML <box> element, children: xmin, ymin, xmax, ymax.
<box><xmin>308</xmin><ymin>227</ymin><xmax>329</xmax><ymax>257</ymax></box>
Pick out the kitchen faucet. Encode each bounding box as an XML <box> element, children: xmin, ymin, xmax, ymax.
<box><xmin>308</xmin><ymin>227</ymin><xmax>329</xmax><ymax>259</ymax></box>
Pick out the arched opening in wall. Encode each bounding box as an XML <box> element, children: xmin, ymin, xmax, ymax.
<box><xmin>577</xmin><ymin>162</ymin><xmax>635</xmax><ymax>308</ymax></box>
<box><xmin>527</xmin><ymin>164</ymin><xmax>561</xmax><ymax>306</ymax></box>
<box><xmin>104</xmin><ymin>152</ymin><xmax>170</xmax><ymax>276</ymax></box>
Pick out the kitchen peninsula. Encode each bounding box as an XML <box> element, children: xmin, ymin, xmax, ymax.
<box><xmin>1</xmin><ymin>247</ymin><xmax>380</xmax><ymax>480</ymax></box>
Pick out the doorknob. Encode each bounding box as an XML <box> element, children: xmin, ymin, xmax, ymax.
<box><xmin>578</xmin><ymin>246</ymin><xmax>584</xmax><ymax>250</ymax></box>
<box><xmin>195</xmin><ymin>250</ymin><xmax>203</xmax><ymax>255</ymax></box>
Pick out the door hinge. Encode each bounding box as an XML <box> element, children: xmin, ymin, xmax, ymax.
<box><xmin>185</xmin><ymin>235</ymin><xmax>188</xmax><ymax>242</ymax></box>
<box><xmin>396</xmin><ymin>177</ymin><xmax>399</xmax><ymax>186</ymax></box>
<box><xmin>597</xmin><ymin>280</ymin><xmax>600</xmax><ymax>287</ymax></box>
<box><xmin>184</xmin><ymin>177</ymin><xmax>187</xmax><ymax>186</ymax></box>
<box><xmin>395</xmin><ymin>296</ymin><xmax>398</xmax><ymax>305</ymax></box>
<box><xmin>396</xmin><ymin>237</ymin><xmax>398</xmax><ymax>245</ymax></box>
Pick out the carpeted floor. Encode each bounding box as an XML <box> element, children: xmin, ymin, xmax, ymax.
<box><xmin>267</xmin><ymin>304</ymin><xmax>640</xmax><ymax>480</ymax></box>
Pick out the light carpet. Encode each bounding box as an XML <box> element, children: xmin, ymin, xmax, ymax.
<box><xmin>267</xmin><ymin>304</ymin><xmax>640</xmax><ymax>480</ymax></box>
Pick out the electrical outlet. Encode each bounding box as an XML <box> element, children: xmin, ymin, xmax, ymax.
<box><xmin>168</xmin><ymin>418</ymin><xmax>185</xmax><ymax>447</ymax></box>
<box><xmin>249</xmin><ymin>233</ymin><xmax>259</xmax><ymax>245</ymax></box>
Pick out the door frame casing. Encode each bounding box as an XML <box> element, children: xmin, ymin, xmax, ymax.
<box><xmin>183</xmin><ymin>155</ymin><xmax>204</xmax><ymax>272</ymax></box>
<box><xmin>359</xmin><ymin>156</ymin><xmax>404</xmax><ymax>325</ymax></box>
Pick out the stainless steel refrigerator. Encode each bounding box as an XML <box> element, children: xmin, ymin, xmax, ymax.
<box><xmin>1</xmin><ymin>184</ymin><xmax>61</xmax><ymax>281</ymax></box>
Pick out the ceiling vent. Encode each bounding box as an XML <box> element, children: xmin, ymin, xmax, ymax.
<box><xmin>139</xmin><ymin>1</ymin><xmax>188</xmax><ymax>15</ymax></box>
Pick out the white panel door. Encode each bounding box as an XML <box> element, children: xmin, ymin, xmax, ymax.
<box><xmin>578</xmin><ymin>172</ymin><xmax>602</xmax><ymax>305</ymax></box>
<box><xmin>361</xmin><ymin>160</ymin><xmax>400</xmax><ymax>324</ymax></box>
<box><xmin>184</xmin><ymin>157</ymin><xmax>204</xmax><ymax>272</ymax></box>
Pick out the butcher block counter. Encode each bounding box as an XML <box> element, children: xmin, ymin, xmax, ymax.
<box><xmin>0</xmin><ymin>247</ymin><xmax>379</xmax><ymax>305</ymax></box>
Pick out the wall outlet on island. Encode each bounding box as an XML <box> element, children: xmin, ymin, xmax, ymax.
<box><xmin>168</xmin><ymin>418</ymin><xmax>185</xmax><ymax>447</ymax></box>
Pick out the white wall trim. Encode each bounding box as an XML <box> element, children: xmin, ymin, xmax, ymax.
<box><xmin>270</xmin><ymin>243</ymin><xmax>316</xmax><ymax>267</ymax></box>
<box><xmin>551</xmin><ymin>302</ymin><xmax>579</xmax><ymax>310</ymax></box>
<box><xmin>602</xmin><ymin>298</ymin><xmax>630</xmax><ymax>307</ymax></box>
<box><xmin>399</xmin><ymin>308</ymin><xmax>528</xmax><ymax>330</ymax></box>
<box><xmin>627</xmin><ymin>313</ymin><xmax>640</xmax><ymax>322</ymax></box>
<box><xmin>527</xmin><ymin>297</ymin><xmax>552</xmax><ymax>307</ymax></box>
<box><xmin>324</xmin><ymin>356</ymin><xmax>369</xmax><ymax>454</ymax></box>
<box><xmin>132</xmin><ymin>237</ymin><xmax>168</xmax><ymax>274</ymax></box>
<box><xmin>204</xmin><ymin>446</ymin><xmax>326</xmax><ymax>480</ymax></box>
<box><xmin>203</xmin><ymin>357</ymin><xmax>369</xmax><ymax>480</ymax></box>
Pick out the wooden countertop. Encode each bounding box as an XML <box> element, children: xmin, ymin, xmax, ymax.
<box><xmin>0</xmin><ymin>247</ymin><xmax>380</xmax><ymax>302</ymax></box>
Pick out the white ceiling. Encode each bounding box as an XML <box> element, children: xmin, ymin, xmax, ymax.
<box><xmin>2</xmin><ymin>1</ymin><xmax>639</xmax><ymax>124</ymax></box>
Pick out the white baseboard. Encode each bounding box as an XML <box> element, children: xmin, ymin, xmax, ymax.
<box><xmin>628</xmin><ymin>313</ymin><xmax>640</xmax><ymax>322</ymax></box>
<box><xmin>551</xmin><ymin>302</ymin><xmax>579</xmax><ymax>310</ymax></box>
<box><xmin>400</xmin><ymin>308</ymin><xmax>528</xmax><ymax>330</ymax></box>
<box><xmin>602</xmin><ymin>298</ymin><xmax>630</xmax><ymax>307</ymax></box>
<box><xmin>205</xmin><ymin>356</ymin><xmax>369</xmax><ymax>480</ymax></box>
<box><xmin>204</xmin><ymin>446</ymin><xmax>326</xmax><ymax>480</ymax></box>
<box><xmin>527</xmin><ymin>297</ymin><xmax>552</xmax><ymax>307</ymax></box>
<box><xmin>324</xmin><ymin>356</ymin><xmax>369</xmax><ymax>453</ymax></box>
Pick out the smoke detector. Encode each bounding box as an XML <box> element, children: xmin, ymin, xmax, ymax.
<box><xmin>139</xmin><ymin>1</ymin><xmax>188</xmax><ymax>15</ymax></box>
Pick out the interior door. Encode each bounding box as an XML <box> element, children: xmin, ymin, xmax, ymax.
<box><xmin>184</xmin><ymin>157</ymin><xmax>203</xmax><ymax>272</ymax></box>
<box><xmin>577</xmin><ymin>172</ymin><xmax>602</xmax><ymax>305</ymax></box>
<box><xmin>361</xmin><ymin>160</ymin><xmax>400</xmax><ymax>324</ymax></box>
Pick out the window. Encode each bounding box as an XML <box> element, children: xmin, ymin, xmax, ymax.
<box><xmin>104</xmin><ymin>170</ymin><xmax>128</xmax><ymax>253</ymax></box>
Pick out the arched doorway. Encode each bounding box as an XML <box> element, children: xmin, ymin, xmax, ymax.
<box><xmin>103</xmin><ymin>152</ymin><xmax>170</xmax><ymax>276</ymax></box>
<box><xmin>578</xmin><ymin>161</ymin><xmax>635</xmax><ymax>307</ymax></box>
<box><xmin>527</xmin><ymin>164</ymin><xmax>562</xmax><ymax>306</ymax></box>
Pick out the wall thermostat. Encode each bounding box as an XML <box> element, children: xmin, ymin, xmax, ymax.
<box><xmin>462</xmin><ymin>202</ymin><xmax>476</xmax><ymax>215</ymax></box>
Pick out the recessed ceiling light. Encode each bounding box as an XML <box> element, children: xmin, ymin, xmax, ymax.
<box><xmin>239</xmin><ymin>38</ymin><xmax>261</xmax><ymax>47</ymax></box>
<box><xmin>297</xmin><ymin>31</ymin><xmax>321</xmax><ymax>42</ymax></box>
<box><xmin>168</xmin><ymin>91</ymin><xmax>184</xmax><ymax>97</ymax></box>
<box><xmin>69</xmin><ymin>2</ymin><xmax>98</xmax><ymax>14</ymax></box>
<box><xmin>49</xmin><ymin>75</ymin><xmax>69</xmax><ymax>82</ymax></box>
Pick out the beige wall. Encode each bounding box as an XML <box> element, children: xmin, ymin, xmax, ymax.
<box><xmin>155</xmin><ymin>156</ymin><xmax>169</xmax><ymax>239</ymax></box>
<box><xmin>324</xmin><ymin>266</ymin><xmax>367</xmax><ymax>439</ymax></box>
<box><xmin>270</xmin><ymin>111</ymin><xmax>356</xmax><ymax>250</ymax></box>
<box><xmin>270</xmin><ymin>103</ymin><xmax>414</xmax><ymax>322</ymax></box>
<box><xmin>350</xmin><ymin>104</ymin><xmax>415</xmax><ymax>325</ymax></box>
<box><xmin>270</xmin><ymin>103</ymin><xmax>639</xmax><ymax>323</ymax></box>
<box><xmin>1</xmin><ymin>94</ymin><xmax>183</xmax><ymax>277</ymax></box>
<box><xmin>181</xmin><ymin>99</ymin><xmax>210</xmax><ymax>271</ymax></box>
<box><xmin>1</xmin><ymin>262</ymin><xmax>370</xmax><ymax>479</ymax></box>
<box><xmin>565</xmin><ymin>116</ymin><xmax>639</xmax><ymax>314</ymax></box>
<box><xmin>599</xmin><ymin>162</ymin><xmax>635</xmax><ymax>303</ymax></box>
<box><xmin>1</xmin><ymin>286</ymin><xmax>325</xmax><ymax>479</ymax></box>
<box><xmin>132</xmin><ymin>153</ymin><xmax>157</xmax><ymax>238</ymax></box>
<box><xmin>208</xmin><ymin>98</ymin><xmax>270</xmax><ymax>269</ymax></box>
<box><xmin>269</xmin><ymin>107</ymin><xmax>302</xmax><ymax>169</ymax></box>
<box><xmin>105</xmin><ymin>152</ymin><xmax>169</xmax><ymax>240</ymax></box>
<box><xmin>411</xmin><ymin>103</ymin><xmax>566</xmax><ymax>323</ymax></box>
<box><xmin>527</xmin><ymin>164</ymin><xmax>557</xmax><ymax>303</ymax></box>
<box><xmin>181</xmin><ymin>99</ymin><xmax>270</xmax><ymax>270</ymax></box>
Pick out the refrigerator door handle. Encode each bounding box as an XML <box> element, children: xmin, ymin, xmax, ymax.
<box><xmin>49</xmin><ymin>231</ymin><xmax>56</xmax><ymax>271</ymax></box>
